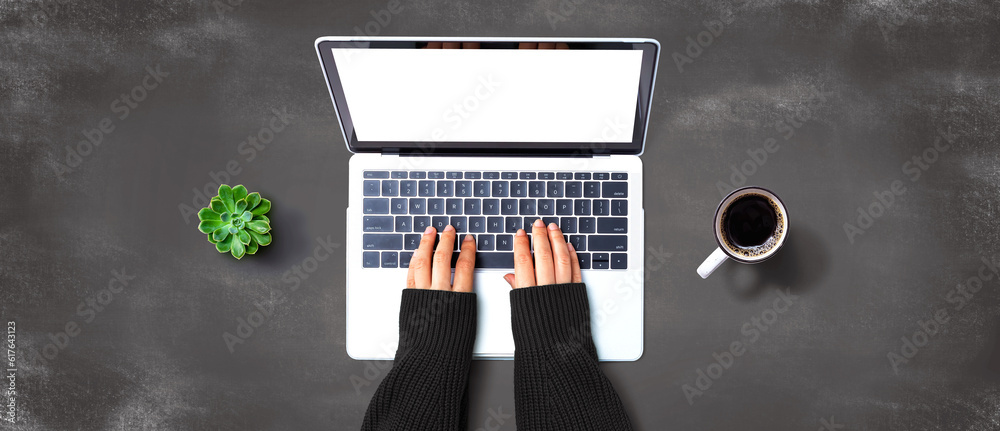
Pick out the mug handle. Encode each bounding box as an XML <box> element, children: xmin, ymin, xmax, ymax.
<box><xmin>697</xmin><ymin>247</ymin><xmax>729</xmax><ymax>279</ymax></box>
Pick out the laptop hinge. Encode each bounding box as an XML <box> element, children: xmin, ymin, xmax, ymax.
<box><xmin>381</xmin><ymin>148</ymin><xmax>608</xmax><ymax>158</ymax></box>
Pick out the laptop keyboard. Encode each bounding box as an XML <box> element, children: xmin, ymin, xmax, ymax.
<box><xmin>361</xmin><ymin>170</ymin><xmax>629</xmax><ymax>270</ymax></box>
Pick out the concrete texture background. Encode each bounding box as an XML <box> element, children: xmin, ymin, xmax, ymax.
<box><xmin>1</xmin><ymin>0</ymin><xmax>999</xmax><ymax>429</ymax></box>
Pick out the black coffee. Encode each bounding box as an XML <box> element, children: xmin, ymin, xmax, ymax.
<box><xmin>723</xmin><ymin>194</ymin><xmax>777</xmax><ymax>248</ymax></box>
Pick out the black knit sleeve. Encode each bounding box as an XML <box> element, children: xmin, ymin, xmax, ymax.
<box><xmin>360</xmin><ymin>289</ymin><xmax>477</xmax><ymax>431</ymax></box>
<box><xmin>510</xmin><ymin>282</ymin><xmax>634</xmax><ymax>431</ymax></box>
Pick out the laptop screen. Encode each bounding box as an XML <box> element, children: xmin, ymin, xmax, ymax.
<box><xmin>316</xmin><ymin>39</ymin><xmax>659</xmax><ymax>155</ymax></box>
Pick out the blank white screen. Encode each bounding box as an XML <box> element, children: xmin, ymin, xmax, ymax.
<box><xmin>332</xmin><ymin>48</ymin><xmax>643</xmax><ymax>143</ymax></box>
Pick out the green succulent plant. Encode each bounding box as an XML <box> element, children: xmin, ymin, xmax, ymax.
<box><xmin>197</xmin><ymin>184</ymin><xmax>272</xmax><ymax>259</ymax></box>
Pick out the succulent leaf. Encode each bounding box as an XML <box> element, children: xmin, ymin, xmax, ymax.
<box><xmin>252</xmin><ymin>214</ymin><xmax>269</xmax><ymax>224</ymax></box>
<box><xmin>210</xmin><ymin>198</ymin><xmax>227</xmax><ymax>214</ymax></box>
<box><xmin>249</xmin><ymin>231</ymin><xmax>271</xmax><ymax>246</ymax></box>
<box><xmin>207</xmin><ymin>233</ymin><xmax>217</xmax><ymax>244</ymax></box>
<box><xmin>216</xmin><ymin>235</ymin><xmax>233</xmax><ymax>253</ymax></box>
<box><xmin>198</xmin><ymin>208</ymin><xmax>221</xmax><ymax>221</ymax></box>
<box><xmin>198</xmin><ymin>220</ymin><xmax>226</xmax><ymax>234</ymax></box>
<box><xmin>235</xmin><ymin>199</ymin><xmax>247</xmax><ymax>213</ymax></box>
<box><xmin>245</xmin><ymin>192</ymin><xmax>261</xmax><ymax>210</ymax></box>
<box><xmin>240</xmin><ymin>211</ymin><xmax>253</xmax><ymax>222</ymax></box>
<box><xmin>231</xmin><ymin>238</ymin><xmax>245</xmax><ymax>259</ymax></box>
<box><xmin>218</xmin><ymin>184</ymin><xmax>235</xmax><ymax>213</ymax></box>
<box><xmin>250</xmin><ymin>198</ymin><xmax>270</xmax><ymax>215</ymax></box>
<box><xmin>246</xmin><ymin>220</ymin><xmax>270</xmax><ymax>234</ymax></box>
<box><xmin>228</xmin><ymin>226</ymin><xmax>238</xmax><ymax>235</ymax></box>
<box><xmin>232</xmin><ymin>185</ymin><xmax>248</xmax><ymax>202</ymax></box>
<box><xmin>213</xmin><ymin>226</ymin><xmax>230</xmax><ymax>242</ymax></box>
<box><xmin>220</xmin><ymin>212</ymin><xmax>231</xmax><ymax>222</ymax></box>
<box><xmin>237</xmin><ymin>229</ymin><xmax>251</xmax><ymax>245</ymax></box>
<box><xmin>245</xmin><ymin>239</ymin><xmax>259</xmax><ymax>255</ymax></box>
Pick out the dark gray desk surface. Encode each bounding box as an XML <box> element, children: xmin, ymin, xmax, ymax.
<box><xmin>2</xmin><ymin>0</ymin><xmax>999</xmax><ymax>429</ymax></box>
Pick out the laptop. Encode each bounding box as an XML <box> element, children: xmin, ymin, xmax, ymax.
<box><xmin>314</xmin><ymin>37</ymin><xmax>659</xmax><ymax>361</ymax></box>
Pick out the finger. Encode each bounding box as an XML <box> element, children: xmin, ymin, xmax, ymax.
<box><xmin>443</xmin><ymin>42</ymin><xmax>461</xmax><ymax>49</ymax></box>
<box><xmin>431</xmin><ymin>225</ymin><xmax>457</xmax><ymax>290</ymax></box>
<box><xmin>512</xmin><ymin>229</ymin><xmax>535</xmax><ymax>288</ymax></box>
<box><xmin>425</xmin><ymin>42</ymin><xmax>442</xmax><ymax>49</ymax></box>
<box><xmin>538</xmin><ymin>42</ymin><xmax>556</xmax><ymax>49</ymax></box>
<box><xmin>518</xmin><ymin>42</ymin><xmax>538</xmax><ymax>50</ymax></box>
<box><xmin>548</xmin><ymin>223</ymin><xmax>573</xmax><ymax>284</ymax></box>
<box><xmin>568</xmin><ymin>242</ymin><xmax>582</xmax><ymax>283</ymax></box>
<box><xmin>408</xmin><ymin>226</ymin><xmax>437</xmax><ymax>289</ymax></box>
<box><xmin>531</xmin><ymin>219</ymin><xmax>555</xmax><ymax>285</ymax></box>
<box><xmin>452</xmin><ymin>234</ymin><xmax>477</xmax><ymax>293</ymax></box>
<box><xmin>503</xmin><ymin>273</ymin><xmax>515</xmax><ymax>289</ymax></box>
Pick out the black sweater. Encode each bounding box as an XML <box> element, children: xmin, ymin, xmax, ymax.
<box><xmin>360</xmin><ymin>283</ymin><xmax>633</xmax><ymax>430</ymax></box>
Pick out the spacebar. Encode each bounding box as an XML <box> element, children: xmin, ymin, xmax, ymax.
<box><xmin>474</xmin><ymin>252</ymin><xmax>515</xmax><ymax>268</ymax></box>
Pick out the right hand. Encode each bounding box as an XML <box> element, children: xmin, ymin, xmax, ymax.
<box><xmin>503</xmin><ymin>218</ymin><xmax>582</xmax><ymax>289</ymax></box>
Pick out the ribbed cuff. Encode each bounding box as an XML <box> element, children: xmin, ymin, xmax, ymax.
<box><xmin>510</xmin><ymin>283</ymin><xmax>596</xmax><ymax>352</ymax></box>
<box><xmin>397</xmin><ymin>289</ymin><xmax>477</xmax><ymax>356</ymax></box>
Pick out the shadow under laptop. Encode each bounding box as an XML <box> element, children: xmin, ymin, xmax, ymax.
<box><xmin>718</xmin><ymin>225</ymin><xmax>830</xmax><ymax>301</ymax></box>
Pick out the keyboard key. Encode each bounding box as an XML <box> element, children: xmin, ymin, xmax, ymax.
<box><xmin>428</xmin><ymin>171</ymin><xmax>444</xmax><ymax>179</ymax></box>
<box><xmin>474</xmin><ymin>181</ymin><xmax>490</xmax><ymax>197</ymax></box>
<box><xmin>483</xmin><ymin>199</ymin><xmax>500</xmax><ymax>215</ymax></box>
<box><xmin>611</xmin><ymin>173</ymin><xmax>628</xmax><ymax>180</ymax></box>
<box><xmin>519</xmin><ymin>199</ymin><xmax>536</xmax><ymax>215</ymax></box>
<box><xmin>592</xmin><ymin>259</ymin><xmax>609</xmax><ymax>269</ymax></box>
<box><xmin>611</xmin><ymin>200</ymin><xmax>628</xmax><ymax>216</ymax></box>
<box><xmin>593</xmin><ymin>200</ymin><xmax>609</xmax><ymax>216</ymax></box>
<box><xmin>413</xmin><ymin>216</ymin><xmax>430</xmax><ymax>232</ymax></box>
<box><xmin>363</xmin><ymin>234</ymin><xmax>402</xmax><ymax>250</ymax></box>
<box><xmin>478</xmin><ymin>234</ymin><xmax>495</xmax><ymax>251</ymax></box>
<box><xmin>446</xmin><ymin>199</ymin><xmax>463</xmax><ymax>215</ymax></box>
<box><xmin>556</xmin><ymin>199</ymin><xmax>573</xmax><ymax>215</ymax></box>
<box><xmin>560</xmin><ymin>217</ymin><xmax>577</xmax><ymax>233</ymax></box>
<box><xmin>381</xmin><ymin>180</ymin><xmax>398</xmax><ymax>197</ymax></box>
<box><xmin>363</xmin><ymin>216</ymin><xmax>393</xmax><ymax>232</ymax></box>
<box><xmin>519</xmin><ymin>172</ymin><xmax>536</xmax><ymax>179</ymax></box>
<box><xmin>451</xmin><ymin>216</ymin><xmax>467</xmax><ymax>232</ymax></box>
<box><xmin>400</xmin><ymin>252</ymin><xmax>413</xmax><ymax>268</ymax></box>
<box><xmin>556</xmin><ymin>172</ymin><xmax>573</xmax><ymax>180</ymax></box>
<box><xmin>484</xmin><ymin>172</ymin><xmax>500</xmax><ymax>179</ymax></box>
<box><xmin>593</xmin><ymin>252</ymin><xmax>609</xmax><ymax>261</ymax></box>
<box><xmin>455</xmin><ymin>181</ymin><xmax>472</xmax><ymax>197</ymax></box>
<box><xmin>363</xmin><ymin>198</ymin><xmax>389</xmax><ymax>214</ymax></box>
<box><xmin>565</xmin><ymin>181</ymin><xmax>582</xmax><ymax>197</ymax></box>
<box><xmin>400</xmin><ymin>180</ymin><xmax>417</xmax><ymax>197</ymax></box>
<box><xmin>496</xmin><ymin>234</ymin><xmax>513</xmax><ymax>250</ymax></box>
<box><xmin>464</xmin><ymin>172</ymin><xmax>481</xmax><ymax>179</ymax></box>
<box><xmin>569</xmin><ymin>235</ymin><xmax>586</xmax><ymax>251</ymax></box>
<box><xmin>492</xmin><ymin>181</ymin><xmax>509</xmax><ymax>197</ymax></box>
<box><xmin>611</xmin><ymin>253</ymin><xmax>627</xmax><ymax>269</ymax></box>
<box><xmin>409</xmin><ymin>171</ymin><xmax>426</xmax><ymax>179</ymax></box>
<box><xmin>391</xmin><ymin>198</ymin><xmax>407</xmax><ymax>214</ymax></box>
<box><xmin>584</xmin><ymin>182</ymin><xmax>601</xmax><ymax>197</ymax></box>
<box><xmin>404</xmin><ymin>234</ymin><xmax>421</xmax><ymax>250</ymax></box>
<box><xmin>465</xmin><ymin>199</ymin><xmax>482</xmax><ymax>215</ymax></box>
<box><xmin>528</xmin><ymin>181</ymin><xmax>545</xmax><ymax>197</ymax></box>
<box><xmin>501</xmin><ymin>199</ymin><xmax>518</xmax><ymax>215</ymax></box>
<box><xmin>437</xmin><ymin>181</ymin><xmax>454</xmax><ymax>197</ymax></box>
<box><xmin>579</xmin><ymin>217</ymin><xmax>596</xmax><ymax>233</ymax></box>
<box><xmin>469</xmin><ymin>216</ymin><xmax>486</xmax><ymax>232</ymax></box>
<box><xmin>391</xmin><ymin>171</ymin><xmax>407</xmax><ymax>179</ymax></box>
<box><xmin>475</xmin><ymin>252</ymin><xmax>515</xmax><ymax>268</ymax></box>
<box><xmin>542</xmin><ymin>216</ymin><xmax>559</xmax><ymax>227</ymax></box>
<box><xmin>547</xmin><ymin>181</ymin><xmax>564</xmax><ymax>197</ymax></box>
<box><xmin>575</xmin><ymin>172</ymin><xmax>592</xmax><ymax>180</ymax></box>
<box><xmin>593</xmin><ymin>173</ymin><xmax>609</xmax><ymax>180</ymax></box>
<box><xmin>511</xmin><ymin>181</ymin><xmax>527</xmax><ymax>197</ymax></box>
<box><xmin>446</xmin><ymin>172</ymin><xmax>462</xmax><ymax>179</ymax></box>
<box><xmin>589</xmin><ymin>235</ymin><xmax>627</xmax><ymax>251</ymax></box>
<box><xmin>381</xmin><ymin>252</ymin><xmax>398</xmax><ymax>268</ymax></box>
<box><xmin>505</xmin><ymin>217</ymin><xmax>522</xmax><ymax>233</ymax></box>
<box><xmin>502</xmin><ymin>172</ymin><xmax>518</xmax><ymax>179</ymax></box>
<box><xmin>395</xmin><ymin>216</ymin><xmax>412</xmax><ymax>232</ymax></box>
<box><xmin>428</xmin><ymin>198</ymin><xmax>445</xmax><ymax>214</ymax></box>
<box><xmin>363</xmin><ymin>251</ymin><xmax>380</xmax><ymax>267</ymax></box>
<box><xmin>409</xmin><ymin>198</ymin><xmax>426</xmax><ymax>215</ymax></box>
<box><xmin>575</xmin><ymin>199</ymin><xmax>591</xmax><ymax>215</ymax></box>
<box><xmin>538</xmin><ymin>172</ymin><xmax>554</xmax><ymax>180</ymax></box>
<box><xmin>598</xmin><ymin>217</ymin><xmax>627</xmax><ymax>233</ymax></box>
<box><xmin>364</xmin><ymin>171</ymin><xmax>389</xmax><ymax>179</ymax></box>
<box><xmin>488</xmin><ymin>217</ymin><xmax>505</xmax><ymax>233</ymax></box>
<box><xmin>602</xmin><ymin>182</ymin><xmax>627</xmax><ymax>198</ymax></box>
<box><xmin>419</xmin><ymin>181</ymin><xmax>435</xmax><ymax>197</ymax></box>
<box><xmin>363</xmin><ymin>180</ymin><xmax>380</xmax><ymax>196</ymax></box>
<box><xmin>538</xmin><ymin>199</ymin><xmax>554</xmax><ymax>215</ymax></box>
<box><xmin>432</xmin><ymin>217</ymin><xmax>449</xmax><ymax>232</ymax></box>
<box><xmin>576</xmin><ymin>252</ymin><xmax>591</xmax><ymax>269</ymax></box>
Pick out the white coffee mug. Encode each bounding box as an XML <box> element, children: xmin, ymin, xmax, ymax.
<box><xmin>697</xmin><ymin>186</ymin><xmax>788</xmax><ymax>279</ymax></box>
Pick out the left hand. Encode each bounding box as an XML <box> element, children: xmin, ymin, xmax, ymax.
<box><xmin>406</xmin><ymin>225</ymin><xmax>476</xmax><ymax>292</ymax></box>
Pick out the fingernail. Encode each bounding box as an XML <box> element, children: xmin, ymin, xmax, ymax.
<box><xmin>424</xmin><ymin>226</ymin><xmax>434</xmax><ymax>234</ymax></box>
<box><xmin>464</xmin><ymin>234</ymin><xmax>474</xmax><ymax>242</ymax></box>
<box><xmin>444</xmin><ymin>224</ymin><xmax>455</xmax><ymax>232</ymax></box>
<box><xmin>548</xmin><ymin>222</ymin><xmax>558</xmax><ymax>231</ymax></box>
<box><xmin>567</xmin><ymin>242</ymin><xmax>575</xmax><ymax>252</ymax></box>
<box><xmin>533</xmin><ymin>219</ymin><xmax>544</xmax><ymax>227</ymax></box>
<box><xmin>516</xmin><ymin>228</ymin><xmax>525</xmax><ymax>236</ymax></box>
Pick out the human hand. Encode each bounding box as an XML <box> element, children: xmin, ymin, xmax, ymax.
<box><xmin>503</xmin><ymin>219</ymin><xmax>582</xmax><ymax>289</ymax></box>
<box><xmin>406</xmin><ymin>225</ymin><xmax>476</xmax><ymax>292</ymax></box>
